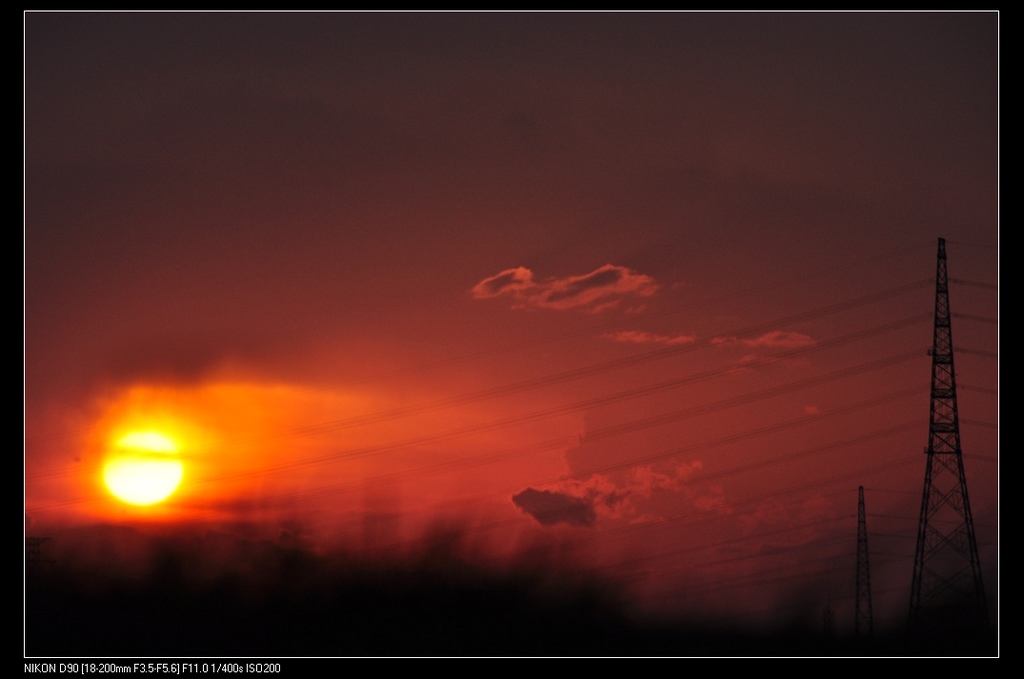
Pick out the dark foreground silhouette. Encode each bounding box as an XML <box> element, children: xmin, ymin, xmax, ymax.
<box><xmin>25</xmin><ymin>530</ymin><xmax>995</xmax><ymax>657</ymax></box>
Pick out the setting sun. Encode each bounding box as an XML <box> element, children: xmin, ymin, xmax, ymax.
<box><xmin>103</xmin><ymin>431</ymin><xmax>184</xmax><ymax>506</ymax></box>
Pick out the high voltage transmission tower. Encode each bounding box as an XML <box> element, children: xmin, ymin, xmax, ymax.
<box><xmin>856</xmin><ymin>486</ymin><xmax>873</xmax><ymax>641</ymax></box>
<box><xmin>908</xmin><ymin>238</ymin><xmax>988</xmax><ymax>640</ymax></box>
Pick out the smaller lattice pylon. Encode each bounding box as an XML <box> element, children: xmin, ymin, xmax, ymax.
<box><xmin>855</xmin><ymin>486</ymin><xmax>873</xmax><ymax>641</ymax></box>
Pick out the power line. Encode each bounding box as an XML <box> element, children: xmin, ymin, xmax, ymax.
<box><xmin>25</xmin><ymin>313</ymin><xmax>930</xmax><ymax>488</ymax></box>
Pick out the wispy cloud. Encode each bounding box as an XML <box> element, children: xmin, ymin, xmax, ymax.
<box><xmin>711</xmin><ymin>330</ymin><xmax>816</xmax><ymax>349</ymax></box>
<box><xmin>604</xmin><ymin>330</ymin><xmax>696</xmax><ymax>346</ymax></box>
<box><xmin>471</xmin><ymin>264</ymin><xmax>658</xmax><ymax>313</ymax></box>
<box><xmin>512</xmin><ymin>462</ymin><xmax>709</xmax><ymax>528</ymax></box>
<box><xmin>511</xmin><ymin>487</ymin><xmax>597</xmax><ymax>527</ymax></box>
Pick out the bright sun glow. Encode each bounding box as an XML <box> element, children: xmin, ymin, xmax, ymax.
<box><xmin>103</xmin><ymin>431</ymin><xmax>184</xmax><ymax>506</ymax></box>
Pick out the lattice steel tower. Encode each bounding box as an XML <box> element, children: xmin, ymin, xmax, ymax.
<box><xmin>856</xmin><ymin>486</ymin><xmax>873</xmax><ymax>640</ymax></box>
<box><xmin>908</xmin><ymin>238</ymin><xmax>987</xmax><ymax>637</ymax></box>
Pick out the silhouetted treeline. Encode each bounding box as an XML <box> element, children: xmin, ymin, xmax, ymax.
<box><xmin>25</xmin><ymin>529</ymin><xmax>995</xmax><ymax>657</ymax></box>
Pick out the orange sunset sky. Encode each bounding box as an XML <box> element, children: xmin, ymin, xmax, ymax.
<box><xmin>25</xmin><ymin>11</ymin><xmax>998</xmax><ymax>644</ymax></box>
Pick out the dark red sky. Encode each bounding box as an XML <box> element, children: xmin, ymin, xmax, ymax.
<box><xmin>24</xmin><ymin>11</ymin><xmax>998</xmax><ymax>635</ymax></box>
